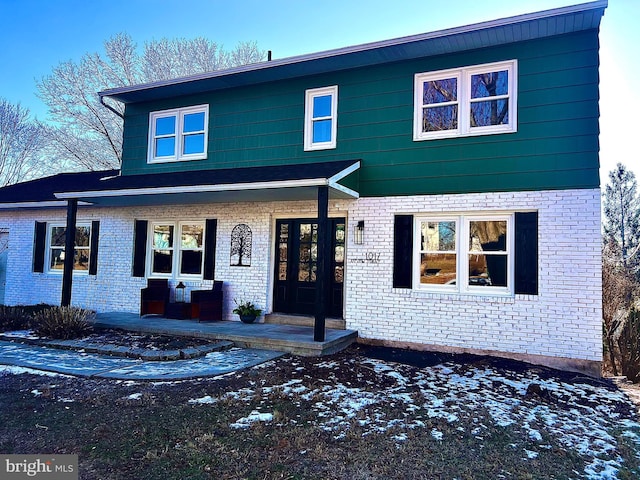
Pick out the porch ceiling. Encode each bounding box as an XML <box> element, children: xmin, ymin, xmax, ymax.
<box><xmin>54</xmin><ymin>160</ymin><xmax>360</xmax><ymax>208</ymax></box>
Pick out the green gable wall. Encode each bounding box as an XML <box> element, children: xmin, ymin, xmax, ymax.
<box><xmin>120</xmin><ymin>29</ymin><xmax>601</xmax><ymax>196</ymax></box>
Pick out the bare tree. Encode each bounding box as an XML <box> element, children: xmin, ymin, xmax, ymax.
<box><xmin>0</xmin><ymin>98</ymin><xmax>45</xmax><ymax>186</ymax></box>
<box><xmin>602</xmin><ymin>239</ymin><xmax>636</xmax><ymax>375</ymax></box>
<box><xmin>37</xmin><ymin>33</ymin><xmax>266</xmax><ymax>171</ymax></box>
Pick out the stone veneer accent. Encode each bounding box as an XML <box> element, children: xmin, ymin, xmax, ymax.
<box><xmin>0</xmin><ymin>188</ymin><xmax>602</xmax><ymax>374</ymax></box>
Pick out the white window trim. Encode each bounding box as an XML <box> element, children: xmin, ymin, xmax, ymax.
<box><xmin>413</xmin><ymin>213</ymin><xmax>514</xmax><ymax>296</ymax></box>
<box><xmin>413</xmin><ymin>60</ymin><xmax>517</xmax><ymax>141</ymax></box>
<box><xmin>147</xmin><ymin>104</ymin><xmax>209</xmax><ymax>163</ymax></box>
<box><xmin>304</xmin><ymin>85</ymin><xmax>338</xmax><ymax>151</ymax></box>
<box><xmin>147</xmin><ymin>221</ymin><xmax>206</xmax><ymax>280</ymax></box>
<box><xmin>46</xmin><ymin>222</ymin><xmax>92</xmax><ymax>275</ymax></box>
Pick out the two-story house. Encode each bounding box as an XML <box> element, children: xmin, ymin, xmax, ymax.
<box><xmin>0</xmin><ymin>1</ymin><xmax>606</xmax><ymax>375</ymax></box>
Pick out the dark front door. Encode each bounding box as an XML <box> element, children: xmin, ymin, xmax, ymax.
<box><xmin>274</xmin><ymin>218</ymin><xmax>345</xmax><ymax>318</ymax></box>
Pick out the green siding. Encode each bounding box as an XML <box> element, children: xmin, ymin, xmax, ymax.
<box><xmin>121</xmin><ymin>29</ymin><xmax>601</xmax><ymax>195</ymax></box>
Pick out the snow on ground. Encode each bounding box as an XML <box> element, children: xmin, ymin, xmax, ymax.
<box><xmin>0</xmin><ymin>365</ymin><xmax>70</xmax><ymax>378</ymax></box>
<box><xmin>189</xmin><ymin>356</ymin><xmax>640</xmax><ymax>480</ymax></box>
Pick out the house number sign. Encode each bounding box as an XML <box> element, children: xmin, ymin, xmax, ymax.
<box><xmin>349</xmin><ymin>251</ymin><xmax>381</xmax><ymax>264</ymax></box>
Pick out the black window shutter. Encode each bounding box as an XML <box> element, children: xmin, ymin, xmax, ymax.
<box><xmin>514</xmin><ymin>212</ymin><xmax>538</xmax><ymax>295</ymax></box>
<box><xmin>33</xmin><ymin>221</ymin><xmax>47</xmax><ymax>273</ymax></box>
<box><xmin>132</xmin><ymin>220</ymin><xmax>148</xmax><ymax>278</ymax></box>
<box><xmin>393</xmin><ymin>215</ymin><xmax>414</xmax><ymax>288</ymax></box>
<box><xmin>88</xmin><ymin>221</ymin><xmax>100</xmax><ymax>275</ymax></box>
<box><xmin>203</xmin><ymin>219</ymin><xmax>217</xmax><ymax>280</ymax></box>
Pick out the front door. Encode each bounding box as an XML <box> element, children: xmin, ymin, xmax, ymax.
<box><xmin>274</xmin><ymin>218</ymin><xmax>345</xmax><ymax>318</ymax></box>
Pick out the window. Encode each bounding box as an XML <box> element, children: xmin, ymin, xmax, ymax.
<box><xmin>47</xmin><ymin>223</ymin><xmax>92</xmax><ymax>273</ymax></box>
<box><xmin>304</xmin><ymin>86</ymin><xmax>338</xmax><ymax>151</ymax></box>
<box><xmin>149</xmin><ymin>222</ymin><xmax>205</xmax><ymax>278</ymax></box>
<box><xmin>148</xmin><ymin>105</ymin><xmax>209</xmax><ymax>163</ymax></box>
<box><xmin>414</xmin><ymin>214</ymin><xmax>513</xmax><ymax>295</ymax></box>
<box><xmin>414</xmin><ymin>60</ymin><xmax>517</xmax><ymax>141</ymax></box>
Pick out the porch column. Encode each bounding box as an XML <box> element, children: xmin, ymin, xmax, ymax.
<box><xmin>314</xmin><ymin>185</ymin><xmax>329</xmax><ymax>342</ymax></box>
<box><xmin>61</xmin><ymin>199</ymin><xmax>78</xmax><ymax>306</ymax></box>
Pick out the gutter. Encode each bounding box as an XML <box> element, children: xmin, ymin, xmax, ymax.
<box><xmin>100</xmin><ymin>95</ymin><xmax>124</xmax><ymax>119</ymax></box>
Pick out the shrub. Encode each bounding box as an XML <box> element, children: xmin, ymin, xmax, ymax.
<box><xmin>0</xmin><ymin>306</ymin><xmax>32</xmax><ymax>332</ymax></box>
<box><xmin>32</xmin><ymin>306</ymin><xmax>95</xmax><ymax>339</ymax></box>
<box><xmin>618</xmin><ymin>308</ymin><xmax>640</xmax><ymax>382</ymax></box>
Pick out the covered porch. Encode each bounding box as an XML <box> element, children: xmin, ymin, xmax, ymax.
<box><xmin>93</xmin><ymin>312</ymin><xmax>358</xmax><ymax>356</ymax></box>
<box><xmin>52</xmin><ymin>159</ymin><xmax>361</xmax><ymax>344</ymax></box>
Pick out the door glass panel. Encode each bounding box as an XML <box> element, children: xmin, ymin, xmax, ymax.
<box><xmin>279</xmin><ymin>243</ymin><xmax>288</xmax><ymax>262</ymax></box>
<box><xmin>333</xmin><ymin>222</ymin><xmax>345</xmax><ymax>284</ymax></box>
<box><xmin>298</xmin><ymin>263</ymin><xmax>309</xmax><ymax>282</ymax></box>
<box><xmin>278</xmin><ymin>262</ymin><xmax>287</xmax><ymax>281</ymax></box>
<box><xmin>335</xmin><ymin>265</ymin><xmax>344</xmax><ymax>283</ymax></box>
<box><xmin>299</xmin><ymin>244</ymin><xmax>310</xmax><ymax>262</ymax></box>
<box><xmin>299</xmin><ymin>223</ymin><xmax>311</xmax><ymax>241</ymax></box>
<box><xmin>278</xmin><ymin>224</ymin><xmax>289</xmax><ymax>281</ymax></box>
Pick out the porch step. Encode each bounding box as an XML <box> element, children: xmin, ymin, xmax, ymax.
<box><xmin>93</xmin><ymin>313</ymin><xmax>357</xmax><ymax>357</ymax></box>
<box><xmin>264</xmin><ymin>314</ymin><xmax>346</xmax><ymax>330</ymax></box>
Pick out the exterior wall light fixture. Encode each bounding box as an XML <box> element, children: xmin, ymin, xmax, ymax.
<box><xmin>354</xmin><ymin>220</ymin><xmax>365</xmax><ymax>245</ymax></box>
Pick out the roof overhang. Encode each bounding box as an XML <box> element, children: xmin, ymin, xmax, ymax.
<box><xmin>99</xmin><ymin>1</ymin><xmax>607</xmax><ymax>104</ymax></box>
<box><xmin>53</xmin><ymin>160</ymin><xmax>360</xmax><ymax>208</ymax></box>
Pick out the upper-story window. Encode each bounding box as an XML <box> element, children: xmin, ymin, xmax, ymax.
<box><xmin>148</xmin><ymin>105</ymin><xmax>209</xmax><ymax>163</ymax></box>
<box><xmin>304</xmin><ymin>86</ymin><xmax>338</xmax><ymax>151</ymax></box>
<box><xmin>413</xmin><ymin>60</ymin><xmax>517</xmax><ymax>141</ymax></box>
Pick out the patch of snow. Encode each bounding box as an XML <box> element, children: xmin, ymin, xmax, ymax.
<box><xmin>188</xmin><ymin>395</ymin><xmax>217</xmax><ymax>404</ymax></box>
<box><xmin>230</xmin><ymin>410</ymin><xmax>273</xmax><ymax>429</ymax></box>
<box><xmin>0</xmin><ymin>365</ymin><xmax>70</xmax><ymax>377</ymax></box>
<box><xmin>127</xmin><ymin>393</ymin><xmax>143</xmax><ymax>400</ymax></box>
<box><xmin>1</xmin><ymin>330</ymin><xmax>40</xmax><ymax>340</ymax></box>
<box><xmin>31</xmin><ymin>389</ymin><xmax>42</xmax><ymax>396</ymax></box>
<box><xmin>431</xmin><ymin>429</ymin><xmax>443</xmax><ymax>441</ymax></box>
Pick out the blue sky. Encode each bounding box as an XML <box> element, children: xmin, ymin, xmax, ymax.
<box><xmin>0</xmin><ymin>0</ymin><xmax>637</xmax><ymax>182</ymax></box>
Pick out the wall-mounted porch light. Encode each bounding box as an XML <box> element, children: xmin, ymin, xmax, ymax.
<box><xmin>175</xmin><ymin>281</ymin><xmax>186</xmax><ymax>303</ymax></box>
<box><xmin>354</xmin><ymin>220</ymin><xmax>365</xmax><ymax>245</ymax></box>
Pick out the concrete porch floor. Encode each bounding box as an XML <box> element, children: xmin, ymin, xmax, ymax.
<box><xmin>93</xmin><ymin>312</ymin><xmax>358</xmax><ymax>356</ymax></box>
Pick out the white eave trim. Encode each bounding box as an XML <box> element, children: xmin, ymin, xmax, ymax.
<box><xmin>54</xmin><ymin>177</ymin><xmax>359</xmax><ymax>201</ymax></box>
<box><xmin>0</xmin><ymin>201</ymin><xmax>93</xmax><ymax>210</ymax></box>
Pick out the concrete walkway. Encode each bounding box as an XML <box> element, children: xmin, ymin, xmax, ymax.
<box><xmin>93</xmin><ymin>312</ymin><xmax>357</xmax><ymax>356</ymax></box>
<box><xmin>0</xmin><ymin>340</ymin><xmax>284</xmax><ymax>380</ymax></box>
<box><xmin>0</xmin><ymin>312</ymin><xmax>357</xmax><ymax>380</ymax></box>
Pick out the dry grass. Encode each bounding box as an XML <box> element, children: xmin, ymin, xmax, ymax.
<box><xmin>1</xmin><ymin>345</ymin><xmax>639</xmax><ymax>479</ymax></box>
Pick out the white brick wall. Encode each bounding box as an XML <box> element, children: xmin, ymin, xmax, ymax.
<box><xmin>0</xmin><ymin>187</ymin><xmax>602</xmax><ymax>363</ymax></box>
<box><xmin>345</xmin><ymin>188</ymin><xmax>602</xmax><ymax>363</ymax></box>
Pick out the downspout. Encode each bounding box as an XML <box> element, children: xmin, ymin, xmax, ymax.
<box><xmin>99</xmin><ymin>95</ymin><xmax>124</xmax><ymax>119</ymax></box>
